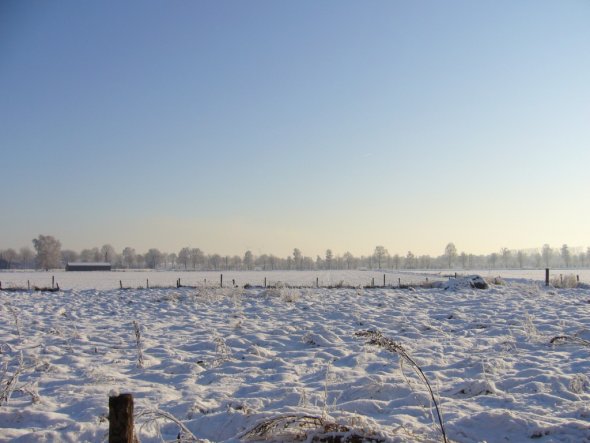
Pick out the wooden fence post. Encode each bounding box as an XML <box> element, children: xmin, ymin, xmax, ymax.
<box><xmin>383</xmin><ymin>274</ymin><xmax>386</xmax><ymax>287</ymax></box>
<box><xmin>545</xmin><ymin>268</ymin><xmax>549</xmax><ymax>286</ymax></box>
<box><xmin>220</xmin><ymin>274</ymin><xmax>223</xmax><ymax>288</ymax></box>
<box><xmin>264</xmin><ymin>277</ymin><xmax>267</xmax><ymax>288</ymax></box>
<box><xmin>316</xmin><ymin>277</ymin><xmax>319</xmax><ymax>288</ymax></box>
<box><xmin>146</xmin><ymin>279</ymin><xmax>149</xmax><ymax>289</ymax></box>
<box><xmin>52</xmin><ymin>275</ymin><xmax>55</xmax><ymax>289</ymax></box>
<box><xmin>109</xmin><ymin>393</ymin><xmax>134</xmax><ymax>443</ymax></box>
<box><xmin>120</xmin><ymin>280</ymin><xmax>123</xmax><ymax>289</ymax></box>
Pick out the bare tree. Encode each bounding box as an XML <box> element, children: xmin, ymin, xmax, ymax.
<box><xmin>101</xmin><ymin>244</ymin><xmax>116</xmax><ymax>263</ymax></box>
<box><xmin>61</xmin><ymin>249</ymin><xmax>79</xmax><ymax>265</ymax></box>
<box><xmin>190</xmin><ymin>248</ymin><xmax>204</xmax><ymax>270</ymax></box>
<box><xmin>500</xmin><ymin>248</ymin><xmax>511</xmax><ymax>268</ymax></box>
<box><xmin>122</xmin><ymin>247</ymin><xmax>136</xmax><ymax>268</ymax></box>
<box><xmin>32</xmin><ymin>235</ymin><xmax>62</xmax><ymax>270</ymax></box>
<box><xmin>178</xmin><ymin>247</ymin><xmax>190</xmax><ymax>269</ymax></box>
<box><xmin>19</xmin><ymin>247</ymin><xmax>34</xmax><ymax>269</ymax></box>
<box><xmin>373</xmin><ymin>246</ymin><xmax>388</xmax><ymax>269</ymax></box>
<box><xmin>145</xmin><ymin>248</ymin><xmax>162</xmax><ymax>269</ymax></box>
<box><xmin>325</xmin><ymin>249</ymin><xmax>333</xmax><ymax>270</ymax></box>
<box><xmin>445</xmin><ymin>243</ymin><xmax>457</xmax><ymax>268</ymax></box>
<box><xmin>343</xmin><ymin>251</ymin><xmax>354</xmax><ymax>269</ymax></box>
<box><xmin>293</xmin><ymin>248</ymin><xmax>302</xmax><ymax>270</ymax></box>
<box><xmin>244</xmin><ymin>250</ymin><xmax>254</xmax><ymax>270</ymax></box>
<box><xmin>405</xmin><ymin>251</ymin><xmax>416</xmax><ymax>269</ymax></box>
<box><xmin>209</xmin><ymin>254</ymin><xmax>222</xmax><ymax>270</ymax></box>
<box><xmin>2</xmin><ymin>249</ymin><xmax>18</xmax><ymax>269</ymax></box>
<box><xmin>561</xmin><ymin>244</ymin><xmax>571</xmax><ymax>267</ymax></box>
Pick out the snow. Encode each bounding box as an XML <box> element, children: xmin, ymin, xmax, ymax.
<box><xmin>1</xmin><ymin>275</ymin><xmax>590</xmax><ymax>442</ymax></box>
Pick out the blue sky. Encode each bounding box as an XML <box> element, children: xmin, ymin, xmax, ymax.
<box><xmin>1</xmin><ymin>1</ymin><xmax>589</xmax><ymax>257</ymax></box>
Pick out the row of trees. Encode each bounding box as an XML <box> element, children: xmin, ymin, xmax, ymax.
<box><xmin>1</xmin><ymin>237</ymin><xmax>589</xmax><ymax>272</ymax></box>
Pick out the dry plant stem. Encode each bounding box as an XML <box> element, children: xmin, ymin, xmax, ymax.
<box><xmin>0</xmin><ymin>351</ymin><xmax>24</xmax><ymax>406</ymax></box>
<box><xmin>5</xmin><ymin>304</ymin><xmax>21</xmax><ymax>338</ymax></box>
<box><xmin>356</xmin><ymin>330</ymin><xmax>448</xmax><ymax>443</ymax></box>
<box><xmin>135</xmin><ymin>408</ymin><xmax>200</xmax><ymax>442</ymax></box>
<box><xmin>550</xmin><ymin>335</ymin><xmax>590</xmax><ymax>347</ymax></box>
<box><xmin>132</xmin><ymin>321</ymin><xmax>144</xmax><ymax>368</ymax></box>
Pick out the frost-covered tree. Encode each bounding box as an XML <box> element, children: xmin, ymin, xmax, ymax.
<box><xmin>19</xmin><ymin>247</ymin><xmax>34</xmax><ymax>269</ymax></box>
<box><xmin>373</xmin><ymin>246</ymin><xmax>388</xmax><ymax>269</ymax></box>
<box><xmin>32</xmin><ymin>234</ymin><xmax>62</xmax><ymax>270</ymax></box>
<box><xmin>1</xmin><ymin>248</ymin><xmax>17</xmax><ymax>269</ymax></box>
<box><xmin>209</xmin><ymin>254</ymin><xmax>221</xmax><ymax>270</ymax></box>
<box><xmin>325</xmin><ymin>249</ymin><xmax>333</xmax><ymax>270</ymax></box>
<box><xmin>405</xmin><ymin>251</ymin><xmax>416</xmax><ymax>269</ymax></box>
<box><xmin>178</xmin><ymin>247</ymin><xmax>190</xmax><ymax>269</ymax></box>
<box><xmin>61</xmin><ymin>249</ymin><xmax>79</xmax><ymax>265</ymax></box>
<box><xmin>561</xmin><ymin>244</ymin><xmax>571</xmax><ymax>267</ymax></box>
<box><xmin>101</xmin><ymin>244</ymin><xmax>117</xmax><ymax>263</ymax></box>
<box><xmin>191</xmin><ymin>248</ymin><xmax>205</xmax><ymax>270</ymax></box>
<box><xmin>445</xmin><ymin>243</ymin><xmax>457</xmax><ymax>268</ymax></box>
<box><xmin>343</xmin><ymin>251</ymin><xmax>354</xmax><ymax>269</ymax></box>
<box><xmin>122</xmin><ymin>247</ymin><xmax>136</xmax><ymax>268</ymax></box>
<box><xmin>243</xmin><ymin>250</ymin><xmax>254</xmax><ymax>270</ymax></box>
<box><xmin>145</xmin><ymin>248</ymin><xmax>162</xmax><ymax>269</ymax></box>
<box><xmin>292</xmin><ymin>248</ymin><xmax>301</xmax><ymax>270</ymax></box>
<box><xmin>168</xmin><ymin>252</ymin><xmax>177</xmax><ymax>269</ymax></box>
<box><xmin>500</xmin><ymin>248</ymin><xmax>511</xmax><ymax>268</ymax></box>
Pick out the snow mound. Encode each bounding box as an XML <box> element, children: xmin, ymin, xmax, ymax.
<box><xmin>438</xmin><ymin>275</ymin><xmax>489</xmax><ymax>290</ymax></box>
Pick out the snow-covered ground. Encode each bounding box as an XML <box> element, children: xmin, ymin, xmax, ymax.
<box><xmin>2</xmin><ymin>277</ymin><xmax>590</xmax><ymax>442</ymax></box>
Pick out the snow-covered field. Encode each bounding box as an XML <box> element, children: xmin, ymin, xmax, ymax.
<box><xmin>2</xmin><ymin>277</ymin><xmax>590</xmax><ymax>442</ymax></box>
<box><xmin>1</xmin><ymin>269</ymin><xmax>588</xmax><ymax>291</ymax></box>
<box><xmin>0</xmin><ymin>270</ymin><xmax>445</xmax><ymax>291</ymax></box>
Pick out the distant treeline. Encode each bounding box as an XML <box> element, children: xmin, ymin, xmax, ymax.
<box><xmin>1</xmin><ymin>235</ymin><xmax>589</xmax><ymax>271</ymax></box>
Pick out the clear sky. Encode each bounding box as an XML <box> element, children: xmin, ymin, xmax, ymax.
<box><xmin>1</xmin><ymin>0</ymin><xmax>589</xmax><ymax>258</ymax></box>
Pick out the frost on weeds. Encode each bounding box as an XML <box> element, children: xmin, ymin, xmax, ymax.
<box><xmin>355</xmin><ymin>330</ymin><xmax>448</xmax><ymax>443</ymax></box>
<box><xmin>241</xmin><ymin>413</ymin><xmax>387</xmax><ymax>442</ymax></box>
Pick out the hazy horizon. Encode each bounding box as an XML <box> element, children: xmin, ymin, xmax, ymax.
<box><xmin>2</xmin><ymin>1</ymin><xmax>589</xmax><ymax>257</ymax></box>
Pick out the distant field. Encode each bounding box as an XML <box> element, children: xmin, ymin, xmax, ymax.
<box><xmin>1</xmin><ymin>268</ymin><xmax>588</xmax><ymax>290</ymax></box>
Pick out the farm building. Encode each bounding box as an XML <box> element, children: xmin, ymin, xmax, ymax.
<box><xmin>66</xmin><ymin>262</ymin><xmax>112</xmax><ymax>271</ymax></box>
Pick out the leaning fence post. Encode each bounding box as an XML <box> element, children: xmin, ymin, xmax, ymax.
<box><xmin>545</xmin><ymin>268</ymin><xmax>550</xmax><ymax>286</ymax></box>
<box><xmin>109</xmin><ymin>393</ymin><xmax>134</xmax><ymax>443</ymax></box>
